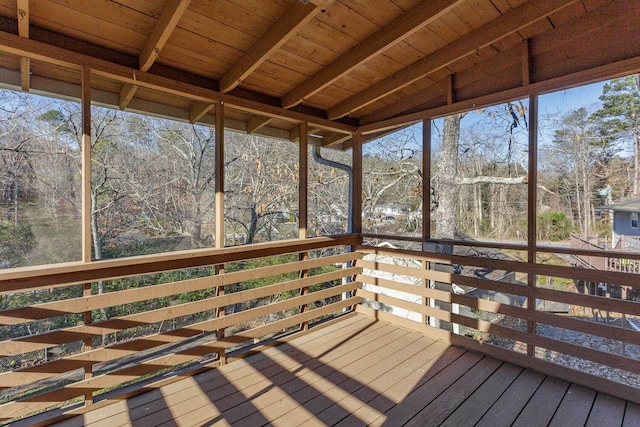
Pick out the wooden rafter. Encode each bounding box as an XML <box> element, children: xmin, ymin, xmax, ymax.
<box><xmin>322</xmin><ymin>132</ymin><xmax>351</xmax><ymax>148</ymax></box>
<box><xmin>119</xmin><ymin>0</ymin><xmax>191</xmax><ymax>110</ymax></box>
<box><xmin>280</xmin><ymin>0</ymin><xmax>463</xmax><ymax>109</ymax></box>
<box><xmin>247</xmin><ymin>115</ymin><xmax>272</xmax><ymax>134</ymax></box>
<box><xmin>189</xmin><ymin>101</ymin><xmax>215</xmax><ymax>124</ymax></box>
<box><xmin>219</xmin><ymin>1</ymin><xmax>324</xmax><ymax>94</ymax></box>
<box><xmin>290</xmin><ymin>125</ymin><xmax>321</xmax><ymax>142</ymax></box>
<box><xmin>358</xmin><ymin>54</ymin><xmax>640</xmax><ymax>134</ymax></box>
<box><xmin>326</xmin><ymin>0</ymin><xmax>580</xmax><ymax>120</ymax></box>
<box><xmin>16</xmin><ymin>0</ymin><xmax>29</xmax><ymax>91</ymax></box>
<box><xmin>360</xmin><ymin>0</ymin><xmax>630</xmax><ymax>125</ymax></box>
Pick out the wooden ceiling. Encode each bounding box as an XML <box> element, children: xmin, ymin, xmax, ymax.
<box><xmin>0</xmin><ymin>0</ymin><xmax>638</xmax><ymax>147</ymax></box>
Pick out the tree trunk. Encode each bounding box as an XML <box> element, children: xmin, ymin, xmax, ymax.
<box><xmin>435</xmin><ymin>113</ymin><xmax>463</xmax><ymax>253</ymax></box>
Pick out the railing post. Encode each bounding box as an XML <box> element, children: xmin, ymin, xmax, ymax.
<box><xmin>298</xmin><ymin>122</ymin><xmax>310</xmax><ymax>330</ymax></box>
<box><xmin>422</xmin><ymin>118</ymin><xmax>432</xmax><ymax>326</ymax></box>
<box><xmin>350</xmin><ymin>130</ymin><xmax>363</xmax><ymax>309</ymax></box>
<box><xmin>527</xmin><ymin>94</ymin><xmax>538</xmax><ymax>357</ymax></box>
<box><xmin>215</xmin><ymin>102</ymin><xmax>226</xmax><ymax>365</ymax></box>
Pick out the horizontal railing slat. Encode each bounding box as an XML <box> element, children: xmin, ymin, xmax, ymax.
<box><xmin>0</xmin><ymin>252</ymin><xmax>361</xmax><ymax>326</ymax></box>
<box><xmin>0</xmin><ymin>236</ymin><xmax>359</xmax><ymax>293</ymax></box>
<box><xmin>0</xmin><ymin>267</ymin><xmax>361</xmax><ymax>357</ymax></box>
<box><xmin>0</xmin><ymin>296</ymin><xmax>362</xmax><ymax>420</ymax></box>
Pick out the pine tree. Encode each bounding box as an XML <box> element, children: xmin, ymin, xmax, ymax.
<box><xmin>592</xmin><ymin>75</ymin><xmax>640</xmax><ymax>197</ymax></box>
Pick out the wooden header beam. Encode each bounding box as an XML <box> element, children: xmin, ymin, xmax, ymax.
<box><xmin>0</xmin><ymin>30</ymin><xmax>355</xmax><ymax>134</ymax></box>
<box><xmin>358</xmin><ymin>55</ymin><xmax>640</xmax><ymax>135</ymax></box>
<box><xmin>280</xmin><ymin>0</ymin><xmax>463</xmax><ymax>109</ymax></box>
<box><xmin>327</xmin><ymin>0</ymin><xmax>580</xmax><ymax>120</ymax></box>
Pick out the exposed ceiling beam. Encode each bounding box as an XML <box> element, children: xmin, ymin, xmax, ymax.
<box><xmin>120</xmin><ymin>0</ymin><xmax>191</xmax><ymax>110</ymax></box>
<box><xmin>358</xmin><ymin>54</ymin><xmax>640</xmax><ymax>136</ymax></box>
<box><xmin>118</xmin><ymin>83</ymin><xmax>138</xmax><ymax>110</ymax></box>
<box><xmin>247</xmin><ymin>115</ymin><xmax>272</xmax><ymax>134</ymax></box>
<box><xmin>280</xmin><ymin>0</ymin><xmax>463</xmax><ymax>109</ymax></box>
<box><xmin>290</xmin><ymin>125</ymin><xmax>322</xmax><ymax>142</ymax></box>
<box><xmin>0</xmin><ymin>29</ymin><xmax>349</xmax><ymax>134</ymax></box>
<box><xmin>327</xmin><ymin>0</ymin><xmax>580</xmax><ymax>120</ymax></box>
<box><xmin>139</xmin><ymin>0</ymin><xmax>191</xmax><ymax>71</ymax></box>
<box><xmin>322</xmin><ymin>132</ymin><xmax>351</xmax><ymax>148</ymax></box>
<box><xmin>17</xmin><ymin>0</ymin><xmax>29</xmax><ymax>91</ymax></box>
<box><xmin>361</xmin><ymin>0</ymin><xmax>628</xmax><ymax>125</ymax></box>
<box><xmin>219</xmin><ymin>1</ymin><xmax>324</xmax><ymax>94</ymax></box>
<box><xmin>189</xmin><ymin>101</ymin><xmax>215</xmax><ymax>123</ymax></box>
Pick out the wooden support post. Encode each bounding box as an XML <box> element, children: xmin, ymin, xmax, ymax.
<box><xmin>527</xmin><ymin>94</ymin><xmax>538</xmax><ymax>357</ymax></box>
<box><xmin>422</xmin><ymin>118</ymin><xmax>432</xmax><ymax>325</ymax></box>
<box><xmin>80</xmin><ymin>66</ymin><xmax>93</xmax><ymax>405</ymax></box>
<box><xmin>352</xmin><ymin>131</ymin><xmax>363</xmax><ymax>235</ymax></box>
<box><xmin>214</xmin><ymin>102</ymin><xmax>226</xmax><ymax>364</ymax></box>
<box><xmin>81</xmin><ymin>66</ymin><xmax>92</xmax><ymax>263</ymax></box>
<box><xmin>298</xmin><ymin>122</ymin><xmax>310</xmax><ymax>330</ymax></box>
<box><xmin>349</xmin><ymin>131</ymin><xmax>363</xmax><ymax>310</ymax></box>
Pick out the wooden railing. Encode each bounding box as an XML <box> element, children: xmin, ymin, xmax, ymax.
<box><xmin>0</xmin><ymin>236</ymin><xmax>361</xmax><ymax>423</ymax></box>
<box><xmin>570</xmin><ymin>233</ymin><xmax>640</xmax><ymax>273</ymax></box>
<box><xmin>354</xmin><ymin>241</ymin><xmax>640</xmax><ymax>405</ymax></box>
<box><xmin>3</xmin><ymin>233</ymin><xmax>640</xmax><ymax>422</ymax></box>
<box><xmin>570</xmin><ymin>233</ymin><xmax>607</xmax><ymax>270</ymax></box>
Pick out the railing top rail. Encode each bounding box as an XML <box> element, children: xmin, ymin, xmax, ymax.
<box><xmin>360</xmin><ymin>233</ymin><xmax>640</xmax><ymax>261</ymax></box>
<box><xmin>0</xmin><ymin>235</ymin><xmax>360</xmax><ymax>293</ymax></box>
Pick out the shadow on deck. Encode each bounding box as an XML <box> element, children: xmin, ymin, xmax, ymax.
<box><xmin>22</xmin><ymin>314</ymin><xmax>640</xmax><ymax>427</ymax></box>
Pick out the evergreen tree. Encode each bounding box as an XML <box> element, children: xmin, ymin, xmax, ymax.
<box><xmin>592</xmin><ymin>75</ymin><xmax>640</xmax><ymax>196</ymax></box>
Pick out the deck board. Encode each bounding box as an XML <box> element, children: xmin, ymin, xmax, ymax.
<box><xmin>45</xmin><ymin>313</ymin><xmax>639</xmax><ymax>427</ymax></box>
<box><xmin>549</xmin><ymin>384</ymin><xmax>597</xmax><ymax>427</ymax></box>
<box><xmin>475</xmin><ymin>369</ymin><xmax>546</xmax><ymax>426</ymax></box>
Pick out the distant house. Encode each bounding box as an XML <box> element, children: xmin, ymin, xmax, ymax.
<box><xmin>604</xmin><ymin>198</ymin><xmax>640</xmax><ymax>249</ymax></box>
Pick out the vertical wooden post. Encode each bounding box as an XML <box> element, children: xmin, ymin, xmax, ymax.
<box><xmin>352</xmin><ymin>131</ymin><xmax>363</xmax><ymax>235</ymax></box>
<box><xmin>527</xmin><ymin>94</ymin><xmax>538</xmax><ymax>357</ymax></box>
<box><xmin>422</xmin><ymin>119</ymin><xmax>432</xmax><ymax>325</ymax></box>
<box><xmin>214</xmin><ymin>102</ymin><xmax>226</xmax><ymax>364</ymax></box>
<box><xmin>81</xmin><ymin>67</ymin><xmax>92</xmax><ymax>264</ymax></box>
<box><xmin>350</xmin><ymin>131</ymin><xmax>363</xmax><ymax>309</ymax></box>
<box><xmin>298</xmin><ymin>122</ymin><xmax>310</xmax><ymax>330</ymax></box>
<box><xmin>80</xmin><ymin>66</ymin><xmax>93</xmax><ymax>405</ymax></box>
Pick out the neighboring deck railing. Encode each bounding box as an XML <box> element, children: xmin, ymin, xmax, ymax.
<box><xmin>571</xmin><ymin>233</ymin><xmax>640</xmax><ymax>273</ymax></box>
<box><xmin>0</xmin><ymin>236</ymin><xmax>361</xmax><ymax>423</ymax></box>
<box><xmin>355</xmin><ymin>235</ymin><xmax>640</xmax><ymax>405</ymax></box>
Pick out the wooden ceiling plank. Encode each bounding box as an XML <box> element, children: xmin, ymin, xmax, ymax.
<box><xmin>280</xmin><ymin>0</ymin><xmax>464</xmax><ymax>109</ymax></box>
<box><xmin>247</xmin><ymin>115</ymin><xmax>272</xmax><ymax>134</ymax></box>
<box><xmin>189</xmin><ymin>101</ymin><xmax>215</xmax><ymax>124</ymax></box>
<box><xmin>219</xmin><ymin>1</ymin><xmax>325</xmax><ymax>94</ymax></box>
<box><xmin>327</xmin><ymin>0</ymin><xmax>580</xmax><ymax>120</ymax></box>
<box><xmin>17</xmin><ymin>0</ymin><xmax>29</xmax><ymax>91</ymax></box>
<box><xmin>139</xmin><ymin>0</ymin><xmax>191</xmax><ymax>72</ymax></box>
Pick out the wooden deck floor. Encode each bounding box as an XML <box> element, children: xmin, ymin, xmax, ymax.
<box><xmin>47</xmin><ymin>313</ymin><xmax>640</xmax><ymax>427</ymax></box>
